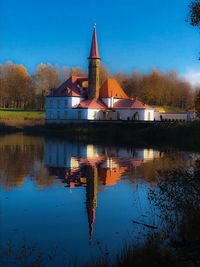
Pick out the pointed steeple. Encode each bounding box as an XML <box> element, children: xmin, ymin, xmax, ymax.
<box><xmin>89</xmin><ymin>24</ymin><xmax>100</xmax><ymax>59</ymax></box>
<box><xmin>88</xmin><ymin>24</ymin><xmax>101</xmax><ymax>99</ymax></box>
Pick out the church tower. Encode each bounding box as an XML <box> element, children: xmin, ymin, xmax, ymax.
<box><xmin>88</xmin><ymin>25</ymin><xmax>100</xmax><ymax>99</ymax></box>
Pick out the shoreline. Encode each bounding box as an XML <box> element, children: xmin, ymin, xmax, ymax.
<box><xmin>0</xmin><ymin>121</ymin><xmax>199</xmax><ymax>150</ymax></box>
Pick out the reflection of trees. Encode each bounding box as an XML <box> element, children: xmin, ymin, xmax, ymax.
<box><xmin>127</xmin><ymin>152</ymin><xmax>193</xmax><ymax>186</ymax></box>
<box><xmin>29</xmin><ymin>161</ymin><xmax>56</xmax><ymax>189</ymax></box>
<box><xmin>0</xmin><ymin>135</ymin><xmax>44</xmax><ymax>190</ymax></box>
<box><xmin>149</xmin><ymin>159</ymin><xmax>200</xmax><ymax>263</ymax></box>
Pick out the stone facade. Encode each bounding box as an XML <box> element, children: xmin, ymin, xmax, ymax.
<box><xmin>88</xmin><ymin>58</ymin><xmax>100</xmax><ymax>99</ymax></box>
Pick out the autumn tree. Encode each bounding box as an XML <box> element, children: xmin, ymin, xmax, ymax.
<box><xmin>32</xmin><ymin>64</ymin><xmax>60</xmax><ymax>110</ymax></box>
<box><xmin>114</xmin><ymin>69</ymin><xmax>194</xmax><ymax>110</ymax></box>
<box><xmin>69</xmin><ymin>67</ymin><xmax>86</xmax><ymax>77</ymax></box>
<box><xmin>100</xmin><ymin>64</ymin><xmax>110</xmax><ymax>85</ymax></box>
<box><xmin>0</xmin><ymin>62</ymin><xmax>34</xmax><ymax>109</ymax></box>
<box><xmin>117</xmin><ymin>72</ymin><xmax>142</xmax><ymax>98</ymax></box>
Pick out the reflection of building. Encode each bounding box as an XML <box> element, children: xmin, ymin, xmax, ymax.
<box><xmin>44</xmin><ymin>139</ymin><xmax>162</xmax><ymax>240</ymax></box>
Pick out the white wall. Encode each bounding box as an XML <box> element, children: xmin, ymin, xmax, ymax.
<box><xmin>144</xmin><ymin>110</ymin><xmax>154</xmax><ymax>121</ymax></box>
<box><xmin>102</xmin><ymin>97</ymin><xmax>114</xmax><ymax>108</ymax></box>
<box><xmin>87</xmin><ymin>109</ymin><xmax>100</xmax><ymax>120</ymax></box>
<box><xmin>114</xmin><ymin>109</ymin><xmax>155</xmax><ymax>121</ymax></box>
<box><xmin>114</xmin><ymin>109</ymin><xmax>145</xmax><ymax>120</ymax></box>
<box><xmin>45</xmin><ymin>97</ymin><xmax>155</xmax><ymax>122</ymax></box>
<box><xmin>72</xmin><ymin>97</ymin><xmax>82</xmax><ymax>107</ymax></box>
<box><xmin>46</xmin><ymin>97</ymin><xmax>85</xmax><ymax>121</ymax></box>
<box><xmin>157</xmin><ymin>112</ymin><xmax>187</xmax><ymax>121</ymax></box>
<box><xmin>102</xmin><ymin>98</ymin><xmax>110</xmax><ymax>107</ymax></box>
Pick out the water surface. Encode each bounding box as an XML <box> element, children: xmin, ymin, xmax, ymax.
<box><xmin>0</xmin><ymin>134</ymin><xmax>197</xmax><ymax>265</ymax></box>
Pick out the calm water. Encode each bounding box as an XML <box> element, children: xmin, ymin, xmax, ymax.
<box><xmin>0</xmin><ymin>134</ymin><xmax>198</xmax><ymax>266</ymax></box>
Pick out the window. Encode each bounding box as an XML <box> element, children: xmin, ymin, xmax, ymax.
<box><xmin>93</xmin><ymin>111</ymin><xmax>97</xmax><ymax>119</ymax></box>
<box><xmin>57</xmin><ymin>111</ymin><xmax>60</xmax><ymax>119</ymax></box>
<box><xmin>133</xmin><ymin>112</ymin><xmax>139</xmax><ymax>121</ymax></box>
<box><xmin>50</xmin><ymin>99</ymin><xmax>53</xmax><ymax>108</ymax></box>
<box><xmin>78</xmin><ymin>110</ymin><xmax>82</xmax><ymax>120</ymax></box>
<box><xmin>65</xmin><ymin>99</ymin><xmax>68</xmax><ymax>108</ymax></box>
<box><xmin>148</xmin><ymin>112</ymin><xmax>151</xmax><ymax>120</ymax></box>
<box><xmin>64</xmin><ymin>110</ymin><xmax>68</xmax><ymax>119</ymax></box>
<box><xmin>49</xmin><ymin>111</ymin><xmax>52</xmax><ymax>119</ymax></box>
<box><xmin>57</xmin><ymin>99</ymin><xmax>60</xmax><ymax>109</ymax></box>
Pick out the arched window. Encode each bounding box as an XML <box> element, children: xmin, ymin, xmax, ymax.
<box><xmin>65</xmin><ymin>99</ymin><xmax>68</xmax><ymax>108</ymax></box>
<box><xmin>133</xmin><ymin>112</ymin><xmax>139</xmax><ymax>121</ymax></box>
<box><xmin>117</xmin><ymin>112</ymin><xmax>120</xmax><ymax>120</ymax></box>
<box><xmin>78</xmin><ymin>110</ymin><xmax>82</xmax><ymax>120</ymax></box>
<box><xmin>64</xmin><ymin>110</ymin><xmax>68</xmax><ymax>119</ymax></box>
<box><xmin>57</xmin><ymin>99</ymin><xmax>60</xmax><ymax>109</ymax></box>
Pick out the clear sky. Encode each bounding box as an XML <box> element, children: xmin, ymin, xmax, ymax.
<box><xmin>1</xmin><ymin>0</ymin><xmax>200</xmax><ymax>85</ymax></box>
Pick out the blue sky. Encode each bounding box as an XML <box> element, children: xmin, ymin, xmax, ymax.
<box><xmin>0</xmin><ymin>0</ymin><xmax>200</xmax><ymax>84</ymax></box>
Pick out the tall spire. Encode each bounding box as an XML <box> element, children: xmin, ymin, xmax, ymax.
<box><xmin>89</xmin><ymin>24</ymin><xmax>100</xmax><ymax>59</ymax></box>
<box><xmin>88</xmin><ymin>24</ymin><xmax>101</xmax><ymax>99</ymax></box>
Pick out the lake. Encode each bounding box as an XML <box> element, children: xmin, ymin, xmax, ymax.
<box><xmin>0</xmin><ymin>134</ymin><xmax>199</xmax><ymax>266</ymax></box>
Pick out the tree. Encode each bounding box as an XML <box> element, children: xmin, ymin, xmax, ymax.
<box><xmin>32</xmin><ymin>64</ymin><xmax>60</xmax><ymax>110</ymax></box>
<box><xmin>114</xmin><ymin>69</ymin><xmax>194</xmax><ymax>110</ymax></box>
<box><xmin>69</xmin><ymin>67</ymin><xmax>86</xmax><ymax>77</ymax></box>
<box><xmin>0</xmin><ymin>61</ymin><xmax>34</xmax><ymax>109</ymax></box>
<box><xmin>188</xmin><ymin>0</ymin><xmax>200</xmax><ymax>27</ymax></box>
<box><xmin>100</xmin><ymin>64</ymin><xmax>110</xmax><ymax>85</ymax></box>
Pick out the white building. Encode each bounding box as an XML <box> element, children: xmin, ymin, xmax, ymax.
<box><xmin>45</xmin><ymin>26</ymin><xmax>155</xmax><ymax>123</ymax></box>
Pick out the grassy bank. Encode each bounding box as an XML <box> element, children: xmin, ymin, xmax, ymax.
<box><xmin>0</xmin><ymin>109</ymin><xmax>45</xmax><ymax>127</ymax></box>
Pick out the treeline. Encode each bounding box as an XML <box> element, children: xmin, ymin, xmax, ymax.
<box><xmin>0</xmin><ymin>61</ymin><xmax>86</xmax><ymax>110</ymax></box>
<box><xmin>0</xmin><ymin>61</ymin><xmax>198</xmax><ymax>111</ymax></box>
<box><xmin>114</xmin><ymin>70</ymin><xmax>195</xmax><ymax>110</ymax></box>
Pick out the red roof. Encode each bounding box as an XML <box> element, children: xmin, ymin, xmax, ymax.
<box><xmin>99</xmin><ymin>79</ymin><xmax>129</xmax><ymax>99</ymax></box>
<box><xmin>114</xmin><ymin>98</ymin><xmax>154</xmax><ymax>110</ymax></box>
<box><xmin>77</xmin><ymin>98</ymin><xmax>107</xmax><ymax>110</ymax></box>
<box><xmin>51</xmin><ymin>76</ymin><xmax>88</xmax><ymax>97</ymax></box>
<box><xmin>89</xmin><ymin>25</ymin><xmax>100</xmax><ymax>59</ymax></box>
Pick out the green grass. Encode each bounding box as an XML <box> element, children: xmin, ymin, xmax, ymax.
<box><xmin>0</xmin><ymin>109</ymin><xmax>45</xmax><ymax>127</ymax></box>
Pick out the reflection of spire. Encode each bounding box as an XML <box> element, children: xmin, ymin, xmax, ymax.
<box><xmin>86</xmin><ymin>166</ymin><xmax>98</xmax><ymax>242</ymax></box>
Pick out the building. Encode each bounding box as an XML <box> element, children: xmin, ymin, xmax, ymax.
<box><xmin>45</xmin><ymin>25</ymin><xmax>155</xmax><ymax>122</ymax></box>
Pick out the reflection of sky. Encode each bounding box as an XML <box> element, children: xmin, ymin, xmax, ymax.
<box><xmin>0</xmin><ymin>178</ymin><xmax>160</xmax><ymax>265</ymax></box>
<box><xmin>0</xmin><ymin>135</ymin><xmax>196</xmax><ymax>265</ymax></box>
